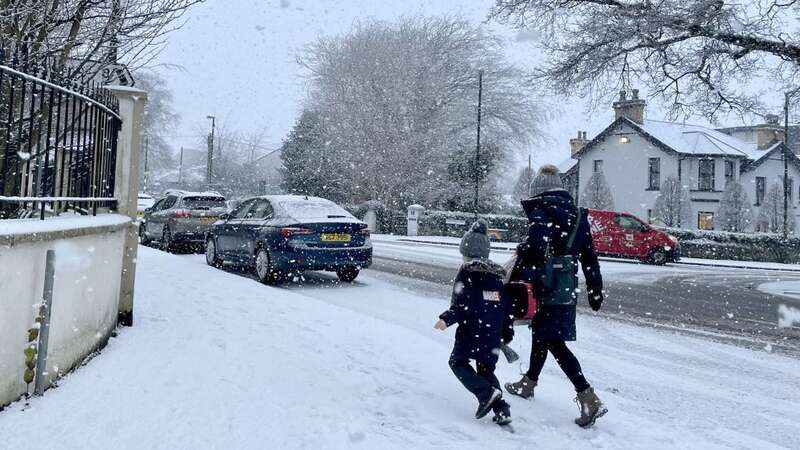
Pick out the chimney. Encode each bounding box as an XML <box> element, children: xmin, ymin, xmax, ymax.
<box><xmin>613</xmin><ymin>89</ymin><xmax>647</xmax><ymax>124</ymax></box>
<box><xmin>756</xmin><ymin>114</ymin><xmax>786</xmax><ymax>150</ymax></box>
<box><xmin>570</xmin><ymin>130</ymin><xmax>590</xmax><ymax>155</ymax></box>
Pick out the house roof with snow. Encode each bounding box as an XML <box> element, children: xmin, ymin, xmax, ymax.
<box><xmin>556</xmin><ymin>157</ymin><xmax>578</xmax><ymax>174</ymax></box>
<box><xmin>575</xmin><ymin>116</ymin><xmax>762</xmax><ymax>160</ymax></box>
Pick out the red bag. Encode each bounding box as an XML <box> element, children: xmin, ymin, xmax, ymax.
<box><xmin>505</xmin><ymin>281</ymin><xmax>539</xmax><ymax>321</ymax></box>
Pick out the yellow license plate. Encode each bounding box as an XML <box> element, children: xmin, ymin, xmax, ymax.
<box><xmin>320</xmin><ymin>233</ymin><xmax>351</xmax><ymax>242</ymax></box>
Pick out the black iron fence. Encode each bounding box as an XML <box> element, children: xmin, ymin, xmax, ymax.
<box><xmin>0</xmin><ymin>56</ymin><xmax>121</xmax><ymax>220</ymax></box>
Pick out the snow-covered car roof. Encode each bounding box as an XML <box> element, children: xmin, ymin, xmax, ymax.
<box><xmin>259</xmin><ymin>195</ymin><xmax>362</xmax><ymax>223</ymax></box>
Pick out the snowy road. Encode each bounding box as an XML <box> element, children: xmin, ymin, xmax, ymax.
<box><xmin>2</xmin><ymin>246</ymin><xmax>799</xmax><ymax>449</ymax></box>
<box><xmin>369</xmin><ymin>238</ymin><xmax>800</xmax><ymax>354</ymax></box>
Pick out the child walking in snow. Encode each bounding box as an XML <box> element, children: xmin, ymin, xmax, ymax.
<box><xmin>434</xmin><ymin>219</ymin><xmax>515</xmax><ymax>425</ymax></box>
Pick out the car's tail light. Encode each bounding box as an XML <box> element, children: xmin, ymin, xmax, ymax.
<box><xmin>357</xmin><ymin>228</ymin><xmax>370</xmax><ymax>238</ymax></box>
<box><xmin>281</xmin><ymin>227</ymin><xmax>313</xmax><ymax>238</ymax></box>
<box><xmin>174</xmin><ymin>209</ymin><xmax>192</xmax><ymax>218</ymax></box>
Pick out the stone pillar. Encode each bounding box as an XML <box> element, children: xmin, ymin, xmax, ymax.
<box><xmin>407</xmin><ymin>204</ymin><xmax>424</xmax><ymax>236</ymax></box>
<box><xmin>107</xmin><ymin>85</ymin><xmax>148</xmax><ymax>327</ymax></box>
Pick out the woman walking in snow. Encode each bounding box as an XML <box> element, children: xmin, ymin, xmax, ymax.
<box><xmin>504</xmin><ymin>164</ymin><xmax>608</xmax><ymax>428</ymax></box>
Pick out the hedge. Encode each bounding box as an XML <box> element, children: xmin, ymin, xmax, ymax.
<box><xmin>418</xmin><ymin>210</ymin><xmax>528</xmax><ymax>242</ymax></box>
<box><xmin>344</xmin><ymin>201</ymin><xmax>407</xmax><ymax>235</ymax></box>
<box><xmin>656</xmin><ymin>227</ymin><xmax>800</xmax><ymax>263</ymax></box>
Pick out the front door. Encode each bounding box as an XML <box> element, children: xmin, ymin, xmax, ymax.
<box><xmin>236</xmin><ymin>199</ymin><xmax>275</xmax><ymax>262</ymax></box>
<box><xmin>613</xmin><ymin>214</ymin><xmax>648</xmax><ymax>258</ymax></box>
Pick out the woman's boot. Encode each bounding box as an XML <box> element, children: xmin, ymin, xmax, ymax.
<box><xmin>574</xmin><ymin>387</ymin><xmax>607</xmax><ymax>428</ymax></box>
<box><xmin>504</xmin><ymin>375</ymin><xmax>536</xmax><ymax>399</ymax></box>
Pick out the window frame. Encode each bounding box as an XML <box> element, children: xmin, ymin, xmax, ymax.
<box><xmin>593</xmin><ymin>160</ymin><xmax>603</xmax><ymax>173</ymax></box>
<box><xmin>647</xmin><ymin>157</ymin><xmax>661</xmax><ymax>190</ymax></box>
<box><xmin>698</xmin><ymin>159</ymin><xmax>716</xmax><ymax>192</ymax></box>
<box><xmin>698</xmin><ymin>211</ymin><xmax>715</xmax><ymax>230</ymax></box>
<box><xmin>755</xmin><ymin>176</ymin><xmax>766</xmax><ymax>206</ymax></box>
<box><xmin>724</xmin><ymin>159</ymin><xmax>736</xmax><ymax>186</ymax></box>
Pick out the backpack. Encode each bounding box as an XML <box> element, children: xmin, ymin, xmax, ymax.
<box><xmin>540</xmin><ymin>207</ymin><xmax>583</xmax><ymax>306</ymax></box>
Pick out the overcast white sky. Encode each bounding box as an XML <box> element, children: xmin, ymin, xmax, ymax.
<box><xmin>151</xmin><ymin>0</ymin><xmax>752</xmax><ymax>172</ymax></box>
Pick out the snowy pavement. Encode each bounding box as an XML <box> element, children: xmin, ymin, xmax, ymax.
<box><xmin>1</xmin><ymin>246</ymin><xmax>799</xmax><ymax>449</ymax></box>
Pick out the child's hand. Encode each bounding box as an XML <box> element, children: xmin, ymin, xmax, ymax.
<box><xmin>434</xmin><ymin>319</ymin><xmax>448</xmax><ymax>330</ymax></box>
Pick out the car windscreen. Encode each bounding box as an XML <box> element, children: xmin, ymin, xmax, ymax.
<box><xmin>276</xmin><ymin>200</ymin><xmax>354</xmax><ymax>220</ymax></box>
<box><xmin>183</xmin><ymin>196</ymin><xmax>227</xmax><ymax>210</ymax></box>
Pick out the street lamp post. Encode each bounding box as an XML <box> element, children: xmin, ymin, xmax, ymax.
<box><xmin>206</xmin><ymin>115</ymin><xmax>216</xmax><ymax>184</ymax></box>
<box><xmin>474</xmin><ymin>69</ymin><xmax>483</xmax><ymax>218</ymax></box>
<box><xmin>784</xmin><ymin>93</ymin><xmax>790</xmax><ymax>240</ymax></box>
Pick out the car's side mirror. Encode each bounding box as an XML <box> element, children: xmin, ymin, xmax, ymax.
<box><xmin>144</xmin><ymin>207</ymin><xmax>152</xmax><ymax>213</ymax></box>
<box><xmin>220</xmin><ymin>213</ymin><xmax>230</xmax><ymax>221</ymax></box>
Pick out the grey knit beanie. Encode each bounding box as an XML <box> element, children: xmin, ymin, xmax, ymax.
<box><xmin>460</xmin><ymin>219</ymin><xmax>491</xmax><ymax>260</ymax></box>
<box><xmin>529</xmin><ymin>164</ymin><xmax>564</xmax><ymax>197</ymax></box>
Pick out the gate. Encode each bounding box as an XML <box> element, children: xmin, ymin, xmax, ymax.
<box><xmin>0</xmin><ymin>54</ymin><xmax>122</xmax><ymax>220</ymax></box>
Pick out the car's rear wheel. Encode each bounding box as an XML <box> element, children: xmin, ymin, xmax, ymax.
<box><xmin>205</xmin><ymin>237</ymin><xmax>223</xmax><ymax>268</ymax></box>
<box><xmin>336</xmin><ymin>267</ymin><xmax>360</xmax><ymax>282</ymax></box>
<box><xmin>647</xmin><ymin>248</ymin><xmax>668</xmax><ymax>266</ymax></box>
<box><xmin>255</xmin><ymin>247</ymin><xmax>282</xmax><ymax>284</ymax></box>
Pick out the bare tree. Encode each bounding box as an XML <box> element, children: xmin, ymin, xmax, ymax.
<box><xmin>654</xmin><ymin>176</ymin><xmax>691</xmax><ymax>227</ymax></box>
<box><xmin>757</xmin><ymin>183</ymin><xmax>795</xmax><ymax>233</ymax></box>
<box><xmin>0</xmin><ymin>0</ymin><xmax>202</xmax><ymax>80</ymax></box>
<box><xmin>717</xmin><ymin>181</ymin><xmax>753</xmax><ymax>232</ymax></box>
<box><xmin>296</xmin><ymin>16</ymin><xmax>545</xmax><ymax>209</ymax></box>
<box><xmin>138</xmin><ymin>70</ymin><xmax>178</xmax><ymax>187</ymax></box>
<box><xmin>512</xmin><ymin>165</ymin><xmax>534</xmax><ymax>199</ymax></box>
<box><xmin>491</xmin><ymin>0</ymin><xmax>800</xmax><ymax>120</ymax></box>
<box><xmin>580</xmin><ymin>170</ymin><xmax>614</xmax><ymax>210</ymax></box>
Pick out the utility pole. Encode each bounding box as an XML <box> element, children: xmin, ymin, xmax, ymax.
<box><xmin>206</xmin><ymin>115</ymin><xmax>216</xmax><ymax>185</ymax></box>
<box><xmin>474</xmin><ymin>69</ymin><xmax>483</xmax><ymax>218</ymax></box>
<box><xmin>178</xmin><ymin>147</ymin><xmax>184</xmax><ymax>186</ymax></box>
<box><xmin>784</xmin><ymin>93</ymin><xmax>791</xmax><ymax>240</ymax></box>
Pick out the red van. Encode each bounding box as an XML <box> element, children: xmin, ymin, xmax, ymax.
<box><xmin>587</xmin><ymin>210</ymin><xmax>680</xmax><ymax>265</ymax></box>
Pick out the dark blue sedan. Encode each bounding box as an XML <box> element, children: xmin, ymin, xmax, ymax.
<box><xmin>205</xmin><ymin>195</ymin><xmax>372</xmax><ymax>283</ymax></box>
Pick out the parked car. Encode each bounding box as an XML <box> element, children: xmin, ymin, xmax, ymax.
<box><xmin>587</xmin><ymin>209</ymin><xmax>680</xmax><ymax>265</ymax></box>
<box><xmin>140</xmin><ymin>191</ymin><xmax>228</xmax><ymax>252</ymax></box>
<box><xmin>205</xmin><ymin>195</ymin><xmax>372</xmax><ymax>283</ymax></box>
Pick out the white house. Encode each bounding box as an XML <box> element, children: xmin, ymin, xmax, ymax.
<box><xmin>565</xmin><ymin>90</ymin><xmax>800</xmax><ymax>232</ymax></box>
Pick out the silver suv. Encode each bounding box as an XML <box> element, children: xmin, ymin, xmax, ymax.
<box><xmin>140</xmin><ymin>191</ymin><xmax>228</xmax><ymax>252</ymax></box>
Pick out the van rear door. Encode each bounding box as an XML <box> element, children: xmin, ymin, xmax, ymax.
<box><xmin>588</xmin><ymin>211</ymin><xmax>615</xmax><ymax>254</ymax></box>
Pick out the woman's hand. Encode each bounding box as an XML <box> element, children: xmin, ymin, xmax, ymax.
<box><xmin>434</xmin><ymin>319</ymin><xmax>448</xmax><ymax>330</ymax></box>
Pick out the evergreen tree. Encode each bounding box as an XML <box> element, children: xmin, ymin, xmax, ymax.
<box><xmin>279</xmin><ymin>110</ymin><xmax>346</xmax><ymax>202</ymax></box>
<box><xmin>654</xmin><ymin>176</ymin><xmax>691</xmax><ymax>228</ymax></box>
<box><xmin>717</xmin><ymin>182</ymin><xmax>753</xmax><ymax>232</ymax></box>
<box><xmin>580</xmin><ymin>171</ymin><xmax>614</xmax><ymax>210</ymax></box>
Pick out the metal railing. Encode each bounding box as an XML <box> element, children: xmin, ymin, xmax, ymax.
<box><xmin>0</xmin><ymin>55</ymin><xmax>121</xmax><ymax>220</ymax></box>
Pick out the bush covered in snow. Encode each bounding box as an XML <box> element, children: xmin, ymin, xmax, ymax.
<box><xmin>418</xmin><ymin>210</ymin><xmax>528</xmax><ymax>242</ymax></box>
<box><xmin>657</xmin><ymin>227</ymin><xmax>800</xmax><ymax>263</ymax></box>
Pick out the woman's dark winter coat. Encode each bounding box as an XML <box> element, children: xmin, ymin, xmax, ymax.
<box><xmin>439</xmin><ymin>259</ymin><xmax>515</xmax><ymax>360</ymax></box>
<box><xmin>512</xmin><ymin>190</ymin><xmax>603</xmax><ymax>341</ymax></box>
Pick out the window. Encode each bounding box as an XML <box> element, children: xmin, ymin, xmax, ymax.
<box><xmin>231</xmin><ymin>199</ymin><xmax>256</xmax><ymax>219</ymax></box>
<box><xmin>615</xmin><ymin>214</ymin><xmax>648</xmax><ymax>232</ymax></box>
<box><xmin>698</xmin><ymin>159</ymin><xmax>715</xmax><ymax>191</ymax></box>
<box><xmin>648</xmin><ymin>157</ymin><xmax>660</xmax><ymax>190</ymax></box>
<box><xmin>161</xmin><ymin>196</ymin><xmax>177</xmax><ymax>210</ymax></box>
<box><xmin>182</xmin><ymin>196</ymin><xmax>226</xmax><ymax>210</ymax></box>
<box><xmin>593</xmin><ymin>160</ymin><xmax>603</xmax><ymax>173</ymax></box>
<box><xmin>248</xmin><ymin>200</ymin><xmax>274</xmax><ymax>219</ymax></box>
<box><xmin>724</xmin><ymin>160</ymin><xmax>735</xmax><ymax>186</ymax></box>
<box><xmin>698</xmin><ymin>212</ymin><xmax>714</xmax><ymax>230</ymax></box>
<box><xmin>756</xmin><ymin>177</ymin><xmax>766</xmax><ymax>205</ymax></box>
<box><xmin>150</xmin><ymin>198</ymin><xmax>165</xmax><ymax>211</ymax></box>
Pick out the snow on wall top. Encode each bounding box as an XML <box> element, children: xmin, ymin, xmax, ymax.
<box><xmin>0</xmin><ymin>214</ymin><xmax>131</xmax><ymax>237</ymax></box>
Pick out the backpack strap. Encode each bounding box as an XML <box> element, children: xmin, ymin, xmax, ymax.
<box><xmin>564</xmin><ymin>207</ymin><xmax>583</xmax><ymax>254</ymax></box>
